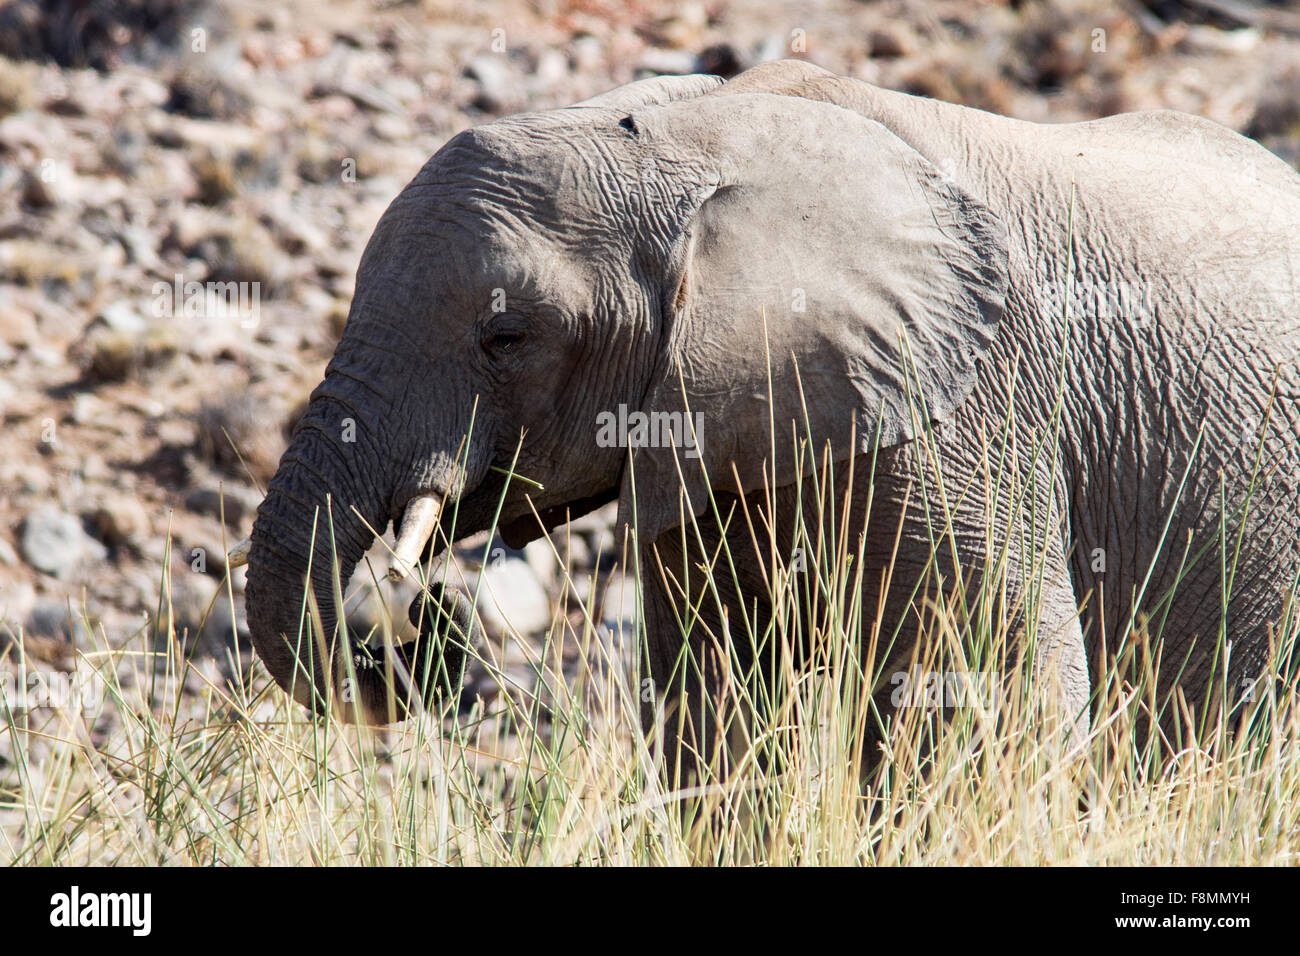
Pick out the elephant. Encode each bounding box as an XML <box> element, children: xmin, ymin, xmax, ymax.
<box><xmin>233</xmin><ymin>60</ymin><xmax>1300</xmax><ymax>775</ymax></box>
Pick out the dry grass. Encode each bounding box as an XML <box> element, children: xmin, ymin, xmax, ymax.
<box><xmin>3</xmin><ymin>418</ymin><xmax>1298</xmax><ymax>867</ymax></box>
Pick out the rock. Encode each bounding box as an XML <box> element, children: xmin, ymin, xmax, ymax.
<box><xmin>185</xmin><ymin>485</ymin><xmax>260</xmax><ymax>527</ymax></box>
<box><xmin>535</xmin><ymin>48</ymin><xmax>568</xmax><ymax>86</ymax></box>
<box><xmin>196</xmin><ymin>393</ymin><xmax>287</xmax><ymax>482</ymax></box>
<box><xmin>26</xmin><ymin>599</ymin><xmax>71</xmax><ymax>637</ymax></box>
<box><xmin>22</xmin><ymin>596</ymin><xmax>96</xmax><ymax>645</ymax></box>
<box><xmin>567</xmin><ymin>571</ymin><xmax>596</xmax><ymax>606</ymax></box>
<box><xmin>162</xmin><ymin>207</ymin><xmax>290</xmax><ymax>297</ymax></box>
<box><xmin>1245</xmin><ymin>69</ymin><xmax>1300</xmax><ymax>155</ymax></box>
<box><xmin>260</xmin><ymin>194</ymin><xmax>331</xmax><ymax>256</ymax></box>
<box><xmin>1175</xmin><ymin>26</ymin><xmax>1259</xmax><ymax>56</ymax></box>
<box><xmin>193</xmin><ymin>142</ymin><xmax>282</xmax><ymax>204</ymax></box>
<box><xmin>637</xmin><ymin>48</ymin><xmax>698</xmax><ymax>76</ymax></box>
<box><xmin>166</xmin><ymin>64</ymin><xmax>253</xmax><ymax>120</ymax></box>
<box><xmin>0</xmin><ymin>292</ymin><xmax>39</xmax><ymax>350</ymax></box>
<box><xmin>755</xmin><ymin>33</ymin><xmax>790</xmax><ymax>64</ymax></box>
<box><xmin>0</xmin><ymin>579</ymin><xmax>35</xmax><ymax>634</ymax></box>
<box><xmin>600</xmin><ymin>572</ymin><xmax>639</xmax><ymax>638</ymax></box>
<box><xmin>97</xmin><ymin>299</ymin><xmax>148</xmax><ymax>335</ymax></box>
<box><xmin>20</xmin><ymin>508</ymin><xmax>107</xmax><ymax>578</ymax></box>
<box><xmin>556</xmin><ymin>532</ymin><xmax>591</xmax><ymax>572</ymax></box>
<box><xmin>472</xmin><ymin>557</ymin><xmax>552</xmax><ymax>636</ymax></box>
<box><xmin>0</xmin><ymin>535</ymin><xmax>18</xmax><ymax>567</ymax></box>
<box><xmin>295</xmin><ymin>131</ymin><xmax>339</xmax><ymax>184</ymax></box>
<box><xmin>570</xmin><ymin>36</ymin><xmax>604</xmax><ymax>74</ymax></box>
<box><xmin>372</xmin><ymin>112</ymin><xmax>411</xmax><ymax>143</ymax></box>
<box><xmin>0</xmin><ymin>55</ymin><xmax>33</xmax><ymax>116</ymax></box>
<box><xmin>201</xmin><ymin>590</ymin><xmax>250</xmax><ymax>657</ymax></box>
<box><xmin>523</xmin><ymin>539</ymin><xmax>561</xmax><ymax>590</ymax></box>
<box><xmin>158</xmin><ymin>571</ymin><xmax>218</xmax><ymax>649</ymax></box>
<box><xmin>466</xmin><ymin>53</ymin><xmax>518</xmax><ymax>113</ymax></box>
<box><xmin>586</xmin><ymin>523</ymin><xmax>621</xmax><ymax>567</ymax></box>
<box><xmin>104</xmin><ymin>113</ymin><xmax>148</xmax><ymax>176</ymax></box>
<box><xmin>82</xmin><ymin>327</ymin><xmax>143</xmax><ymax>382</ymax></box>
<box><xmin>18</xmin><ymin>168</ymin><xmax>54</xmax><ymax>207</ymax></box>
<box><xmin>641</xmin><ymin>2</ymin><xmax>708</xmax><ymax>49</ymax></box>
<box><xmin>694</xmin><ymin>44</ymin><xmax>744</xmax><ymax>78</ymax></box>
<box><xmin>80</xmin><ymin>453</ymin><xmax>108</xmax><ymax>481</ymax></box>
<box><xmin>89</xmin><ymin>495</ymin><xmax>150</xmax><ymax>548</ymax></box>
<box><xmin>868</xmin><ymin>27</ymin><xmax>914</xmax><ymax>59</ymax></box>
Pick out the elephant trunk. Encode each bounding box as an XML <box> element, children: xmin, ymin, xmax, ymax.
<box><xmin>244</xmin><ymin>388</ymin><xmax>416</xmax><ymax>722</ymax></box>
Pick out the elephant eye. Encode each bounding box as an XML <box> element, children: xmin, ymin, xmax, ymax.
<box><xmin>480</xmin><ymin>313</ymin><xmax>531</xmax><ymax>360</ymax></box>
<box><xmin>483</xmin><ymin>329</ymin><xmax>525</xmax><ymax>356</ymax></box>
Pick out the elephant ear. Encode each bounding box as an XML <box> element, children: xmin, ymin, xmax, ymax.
<box><xmin>615</xmin><ymin>91</ymin><xmax>1009</xmax><ymax>547</ymax></box>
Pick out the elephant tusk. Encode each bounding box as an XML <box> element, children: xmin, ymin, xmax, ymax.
<box><xmin>227</xmin><ymin>536</ymin><xmax>252</xmax><ymax>568</ymax></box>
<box><xmin>388</xmin><ymin>495</ymin><xmax>441</xmax><ymax>582</ymax></box>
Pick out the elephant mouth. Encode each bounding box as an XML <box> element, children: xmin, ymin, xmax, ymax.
<box><xmin>388</xmin><ymin>475</ymin><xmax>620</xmax><ymax>579</ymax></box>
<box><xmin>497</xmin><ymin>485</ymin><xmax>619</xmax><ymax>548</ymax></box>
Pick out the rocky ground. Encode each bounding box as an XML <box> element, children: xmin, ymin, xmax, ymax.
<box><xmin>1</xmin><ymin>0</ymin><xmax>1299</xmax><ymax>727</ymax></box>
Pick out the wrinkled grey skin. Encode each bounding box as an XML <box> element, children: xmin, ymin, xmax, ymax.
<box><xmin>245</xmin><ymin>62</ymin><xmax>1300</xmax><ymax>767</ymax></box>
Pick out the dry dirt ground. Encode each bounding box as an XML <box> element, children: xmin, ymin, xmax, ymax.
<box><xmin>1</xmin><ymin>0</ymin><xmax>1299</xmax><ymax>734</ymax></box>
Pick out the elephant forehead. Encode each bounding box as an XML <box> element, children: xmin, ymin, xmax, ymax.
<box><xmin>419</xmin><ymin>119</ymin><xmax>630</xmax><ymax>214</ymax></box>
<box><xmin>437</xmin><ymin>125</ymin><xmax>651</xmax><ymax>246</ymax></box>
<box><xmin>357</xmin><ymin>214</ymin><xmax>609</xmax><ymax>330</ymax></box>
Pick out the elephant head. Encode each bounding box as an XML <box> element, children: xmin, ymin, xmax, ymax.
<box><xmin>241</xmin><ymin>66</ymin><xmax>1008</xmax><ymax>723</ymax></box>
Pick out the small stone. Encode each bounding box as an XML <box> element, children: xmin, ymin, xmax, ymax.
<box><xmin>201</xmin><ymin>591</ymin><xmax>250</xmax><ymax>657</ymax></box>
<box><xmin>159</xmin><ymin>572</ymin><xmax>218</xmax><ymax>649</ymax></box>
<box><xmin>472</xmin><ymin>557</ymin><xmax>552</xmax><ymax>636</ymax></box>
<box><xmin>167</xmin><ymin>65</ymin><xmax>252</xmax><ymax>120</ymax></box>
<box><xmin>558</xmin><ymin>533</ymin><xmax>591</xmax><ymax>571</ymax></box>
<box><xmin>568</xmin><ymin>572</ymin><xmax>595</xmax><ymax>606</ymax></box>
<box><xmin>637</xmin><ymin>48</ymin><xmax>698</xmax><ymax>76</ymax></box>
<box><xmin>0</xmin><ymin>56</ymin><xmax>33</xmax><ymax>116</ymax></box>
<box><xmin>97</xmin><ymin>300</ymin><xmax>147</xmax><ymax>335</ymax></box>
<box><xmin>694</xmin><ymin>44</ymin><xmax>743</xmax><ymax>78</ymax></box>
<box><xmin>0</xmin><ymin>295</ymin><xmax>39</xmax><ymax>350</ymax></box>
<box><xmin>587</xmin><ymin>524</ymin><xmax>621</xmax><ymax>567</ymax></box>
<box><xmin>19</xmin><ymin>169</ymin><xmax>54</xmax><ymax>208</ymax></box>
<box><xmin>868</xmin><ymin>27</ymin><xmax>913</xmax><ymax>59</ymax></box>
<box><xmin>600</xmin><ymin>572</ymin><xmax>640</xmax><ymax>638</ymax></box>
<box><xmin>523</xmin><ymin>539</ymin><xmax>560</xmax><ymax>591</ymax></box>
<box><xmin>755</xmin><ymin>34</ymin><xmax>790</xmax><ymax>64</ymax></box>
<box><xmin>185</xmin><ymin>486</ymin><xmax>259</xmax><ymax>527</ymax></box>
<box><xmin>83</xmin><ymin>327</ymin><xmax>142</xmax><ymax>382</ymax></box>
<box><xmin>372</xmin><ymin>113</ymin><xmax>411</xmax><ymax>143</ymax></box>
<box><xmin>26</xmin><ymin>599</ymin><xmax>71</xmax><ymax>637</ymax></box>
<box><xmin>21</xmin><ymin>596</ymin><xmax>97</xmax><ymax>644</ymax></box>
<box><xmin>466</xmin><ymin>53</ymin><xmax>517</xmax><ymax>113</ymax></box>
<box><xmin>536</xmin><ymin>49</ymin><xmax>568</xmax><ymax>86</ymax></box>
<box><xmin>20</xmin><ymin>508</ymin><xmax>107</xmax><ymax>578</ymax></box>
<box><xmin>90</xmin><ymin>495</ymin><xmax>150</xmax><ymax>548</ymax></box>
<box><xmin>80</xmin><ymin>454</ymin><xmax>108</xmax><ymax>481</ymax></box>
<box><xmin>0</xmin><ymin>579</ymin><xmax>35</xmax><ymax>634</ymax></box>
<box><xmin>196</xmin><ymin>394</ymin><xmax>286</xmax><ymax>482</ymax></box>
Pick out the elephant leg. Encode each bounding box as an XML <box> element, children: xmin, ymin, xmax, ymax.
<box><xmin>1027</xmin><ymin>524</ymin><xmax>1092</xmax><ymax>751</ymax></box>
<box><xmin>853</xmin><ymin>425</ymin><xmax>1091</xmax><ymax>759</ymax></box>
<box><xmin>636</xmin><ymin>429</ymin><xmax>1094</xmax><ymax>787</ymax></box>
<box><xmin>1069</xmin><ymin>430</ymin><xmax>1300</xmax><ymax>741</ymax></box>
<box><xmin>636</xmin><ymin>499</ymin><xmax>781</xmax><ymax>791</ymax></box>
